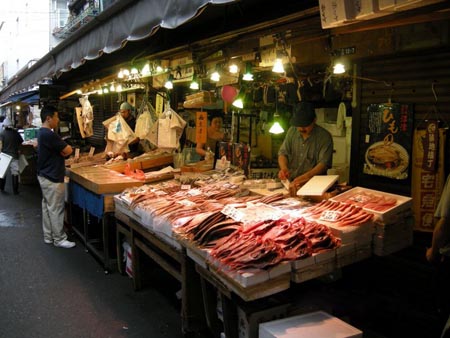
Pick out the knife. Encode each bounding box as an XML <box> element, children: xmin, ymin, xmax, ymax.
<box><xmin>281</xmin><ymin>179</ymin><xmax>290</xmax><ymax>191</ymax></box>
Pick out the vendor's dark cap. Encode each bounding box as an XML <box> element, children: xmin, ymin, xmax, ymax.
<box><xmin>290</xmin><ymin>102</ymin><xmax>316</xmax><ymax>127</ymax></box>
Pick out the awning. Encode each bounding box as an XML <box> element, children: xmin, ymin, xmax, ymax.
<box><xmin>21</xmin><ymin>93</ymin><xmax>40</xmax><ymax>105</ymax></box>
<box><xmin>0</xmin><ymin>0</ymin><xmax>237</xmax><ymax>102</ymax></box>
<box><xmin>5</xmin><ymin>90</ymin><xmax>39</xmax><ymax>104</ymax></box>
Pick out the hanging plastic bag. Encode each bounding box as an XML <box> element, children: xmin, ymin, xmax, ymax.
<box><xmin>135</xmin><ymin>105</ymin><xmax>154</xmax><ymax>138</ymax></box>
<box><xmin>157</xmin><ymin>108</ymin><xmax>186</xmax><ymax>149</ymax></box>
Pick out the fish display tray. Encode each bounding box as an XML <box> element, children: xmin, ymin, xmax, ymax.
<box><xmin>330</xmin><ymin>186</ymin><xmax>412</xmax><ymax>223</ymax></box>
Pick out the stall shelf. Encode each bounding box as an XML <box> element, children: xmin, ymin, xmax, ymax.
<box><xmin>114</xmin><ymin>208</ymin><xmax>208</xmax><ymax>336</ymax></box>
<box><xmin>68</xmin><ymin>166</ymin><xmax>144</xmax><ymax>272</ymax></box>
<box><xmin>111</xmin><ymin>174</ymin><xmax>414</xmax><ymax>338</ymax></box>
<box><xmin>66</xmin><ymin>153</ymin><xmax>174</xmax><ymax>272</ymax></box>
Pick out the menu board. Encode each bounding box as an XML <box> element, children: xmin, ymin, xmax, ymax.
<box><xmin>362</xmin><ymin>103</ymin><xmax>413</xmax><ymax>179</ymax></box>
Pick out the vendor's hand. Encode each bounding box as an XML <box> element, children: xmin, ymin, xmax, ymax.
<box><xmin>278</xmin><ymin>169</ymin><xmax>290</xmax><ymax>180</ymax></box>
<box><xmin>292</xmin><ymin>174</ymin><xmax>311</xmax><ymax>189</ymax></box>
<box><xmin>426</xmin><ymin>247</ymin><xmax>440</xmax><ymax>264</ymax></box>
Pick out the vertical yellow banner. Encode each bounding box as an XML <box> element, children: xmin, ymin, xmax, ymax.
<box><xmin>196</xmin><ymin>111</ymin><xmax>207</xmax><ymax>144</ymax></box>
<box><xmin>411</xmin><ymin>128</ymin><xmax>447</xmax><ymax>231</ymax></box>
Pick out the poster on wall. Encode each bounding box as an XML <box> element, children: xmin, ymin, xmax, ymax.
<box><xmin>362</xmin><ymin>103</ymin><xmax>413</xmax><ymax>179</ymax></box>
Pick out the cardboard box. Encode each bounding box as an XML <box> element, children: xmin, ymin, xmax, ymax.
<box><xmin>259</xmin><ymin>311</ymin><xmax>362</xmax><ymax>338</ymax></box>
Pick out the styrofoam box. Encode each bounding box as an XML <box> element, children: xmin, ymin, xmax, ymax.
<box><xmin>239</xmin><ymin>303</ymin><xmax>290</xmax><ymax>338</ymax></box>
<box><xmin>330</xmin><ymin>186</ymin><xmax>412</xmax><ymax>223</ymax></box>
<box><xmin>259</xmin><ymin>310</ymin><xmax>362</xmax><ymax>338</ymax></box>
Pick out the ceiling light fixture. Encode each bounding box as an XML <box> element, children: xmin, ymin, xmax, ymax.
<box><xmin>165</xmin><ymin>74</ymin><xmax>174</xmax><ymax>90</ymax></box>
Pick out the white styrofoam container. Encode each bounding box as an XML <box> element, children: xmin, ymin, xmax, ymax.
<box><xmin>239</xmin><ymin>303</ymin><xmax>290</xmax><ymax>338</ymax></box>
<box><xmin>259</xmin><ymin>311</ymin><xmax>363</xmax><ymax>338</ymax></box>
<box><xmin>330</xmin><ymin>186</ymin><xmax>412</xmax><ymax>223</ymax></box>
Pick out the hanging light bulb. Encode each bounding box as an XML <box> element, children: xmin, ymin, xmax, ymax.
<box><xmin>109</xmin><ymin>83</ymin><xmax>116</xmax><ymax>92</ymax></box>
<box><xmin>122</xmin><ymin>69</ymin><xmax>130</xmax><ymax>77</ymax></box>
<box><xmin>130</xmin><ymin>67</ymin><xmax>139</xmax><ymax>75</ymax></box>
<box><xmin>242</xmin><ymin>62</ymin><xmax>254</xmax><ymax>81</ymax></box>
<box><xmin>116</xmin><ymin>84</ymin><xmax>123</xmax><ymax>92</ymax></box>
<box><xmin>269</xmin><ymin>121</ymin><xmax>284</xmax><ymax>134</ymax></box>
<box><xmin>164</xmin><ymin>74</ymin><xmax>174</xmax><ymax>90</ymax></box>
<box><xmin>333</xmin><ymin>62</ymin><xmax>346</xmax><ymax>74</ymax></box>
<box><xmin>210</xmin><ymin>71</ymin><xmax>220</xmax><ymax>82</ymax></box>
<box><xmin>272</xmin><ymin>56</ymin><xmax>285</xmax><ymax>73</ymax></box>
<box><xmin>229</xmin><ymin>63</ymin><xmax>238</xmax><ymax>74</ymax></box>
<box><xmin>102</xmin><ymin>87</ymin><xmax>109</xmax><ymax>94</ymax></box>
<box><xmin>232</xmin><ymin>97</ymin><xmax>244</xmax><ymax>109</ymax></box>
<box><xmin>118</xmin><ymin>69</ymin><xmax>124</xmax><ymax>79</ymax></box>
<box><xmin>141</xmin><ymin>63</ymin><xmax>151</xmax><ymax>76</ymax></box>
<box><xmin>190</xmin><ymin>74</ymin><xmax>199</xmax><ymax>90</ymax></box>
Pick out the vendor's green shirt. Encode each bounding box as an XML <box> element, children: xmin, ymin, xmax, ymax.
<box><xmin>278</xmin><ymin>124</ymin><xmax>333</xmax><ymax>180</ymax></box>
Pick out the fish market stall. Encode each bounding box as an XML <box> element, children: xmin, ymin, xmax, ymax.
<box><xmin>112</xmin><ymin>169</ymin><xmax>413</xmax><ymax>337</ymax></box>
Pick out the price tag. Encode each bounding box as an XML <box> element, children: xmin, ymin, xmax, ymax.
<box><xmin>74</xmin><ymin>148</ymin><xmax>80</xmax><ymax>159</ymax></box>
<box><xmin>177</xmin><ymin>199</ymin><xmax>196</xmax><ymax>207</ymax></box>
<box><xmin>188</xmin><ymin>188</ymin><xmax>201</xmax><ymax>196</ymax></box>
<box><xmin>320</xmin><ymin>210</ymin><xmax>342</xmax><ymax>222</ymax></box>
<box><xmin>221</xmin><ymin>205</ymin><xmax>244</xmax><ymax>222</ymax></box>
<box><xmin>350</xmin><ymin>193</ymin><xmax>372</xmax><ymax>204</ymax></box>
<box><xmin>181</xmin><ymin>184</ymin><xmax>192</xmax><ymax>190</ymax></box>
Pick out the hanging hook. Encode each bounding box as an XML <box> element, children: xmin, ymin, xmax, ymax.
<box><xmin>388</xmin><ymin>83</ymin><xmax>394</xmax><ymax>104</ymax></box>
<box><xmin>432</xmin><ymin>80</ymin><xmax>438</xmax><ymax>102</ymax></box>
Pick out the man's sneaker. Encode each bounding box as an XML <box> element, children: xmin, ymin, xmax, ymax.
<box><xmin>54</xmin><ymin>240</ymin><xmax>76</xmax><ymax>248</ymax></box>
<box><xmin>44</xmin><ymin>239</ymin><xmax>53</xmax><ymax>244</ymax></box>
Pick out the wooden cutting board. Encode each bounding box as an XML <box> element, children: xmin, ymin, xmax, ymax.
<box><xmin>297</xmin><ymin>175</ymin><xmax>339</xmax><ymax>196</ymax></box>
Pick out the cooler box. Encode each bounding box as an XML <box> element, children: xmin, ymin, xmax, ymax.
<box><xmin>259</xmin><ymin>311</ymin><xmax>362</xmax><ymax>338</ymax></box>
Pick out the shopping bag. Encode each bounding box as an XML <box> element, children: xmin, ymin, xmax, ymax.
<box><xmin>18</xmin><ymin>154</ymin><xmax>28</xmax><ymax>174</ymax></box>
<box><xmin>0</xmin><ymin>152</ymin><xmax>13</xmax><ymax>179</ymax></box>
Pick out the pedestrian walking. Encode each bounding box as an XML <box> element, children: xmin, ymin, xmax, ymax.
<box><xmin>0</xmin><ymin>117</ymin><xmax>23</xmax><ymax>194</ymax></box>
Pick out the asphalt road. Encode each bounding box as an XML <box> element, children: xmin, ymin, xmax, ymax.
<box><xmin>0</xmin><ymin>180</ymin><xmax>184</xmax><ymax>338</ymax></box>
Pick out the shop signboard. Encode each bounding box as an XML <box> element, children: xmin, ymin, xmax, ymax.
<box><xmin>362</xmin><ymin>103</ymin><xmax>413</xmax><ymax>180</ymax></box>
<box><xmin>411</xmin><ymin>125</ymin><xmax>447</xmax><ymax>231</ymax></box>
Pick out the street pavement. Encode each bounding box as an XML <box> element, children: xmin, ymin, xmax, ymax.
<box><xmin>0</xmin><ymin>180</ymin><xmax>184</xmax><ymax>338</ymax></box>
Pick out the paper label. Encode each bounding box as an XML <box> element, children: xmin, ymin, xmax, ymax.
<box><xmin>74</xmin><ymin>148</ymin><xmax>80</xmax><ymax>159</ymax></box>
<box><xmin>188</xmin><ymin>188</ymin><xmax>201</xmax><ymax>196</ymax></box>
<box><xmin>221</xmin><ymin>205</ymin><xmax>244</xmax><ymax>222</ymax></box>
<box><xmin>181</xmin><ymin>184</ymin><xmax>192</xmax><ymax>190</ymax></box>
<box><xmin>320</xmin><ymin>210</ymin><xmax>342</xmax><ymax>222</ymax></box>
